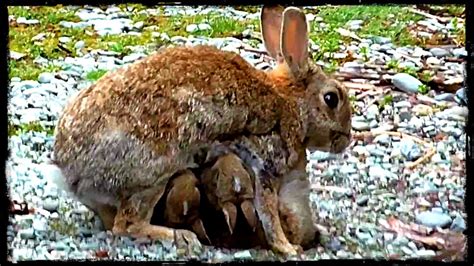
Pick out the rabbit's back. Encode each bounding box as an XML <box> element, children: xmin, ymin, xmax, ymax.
<box><xmin>53</xmin><ymin>45</ymin><xmax>284</xmax><ymax>201</ymax></box>
<box><xmin>56</xmin><ymin>45</ymin><xmax>283</xmax><ymax>152</ymax></box>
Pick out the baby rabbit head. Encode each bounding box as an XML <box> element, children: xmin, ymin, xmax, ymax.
<box><xmin>261</xmin><ymin>5</ymin><xmax>352</xmax><ymax>154</ymax></box>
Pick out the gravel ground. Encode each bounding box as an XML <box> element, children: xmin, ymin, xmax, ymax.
<box><xmin>7</xmin><ymin>5</ymin><xmax>467</xmax><ymax>262</ymax></box>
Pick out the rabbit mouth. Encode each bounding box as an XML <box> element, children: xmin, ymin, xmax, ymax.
<box><xmin>330</xmin><ymin>130</ymin><xmax>351</xmax><ymax>154</ymax></box>
<box><xmin>304</xmin><ymin>129</ymin><xmax>351</xmax><ymax>154</ymax></box>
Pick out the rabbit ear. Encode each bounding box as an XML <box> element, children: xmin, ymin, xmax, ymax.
<box><xmin>260</xmin><ymin>5</ymin><xmax>285</xmax><ymax>62</ymax></box>
<box><xmin>281</xmin><ymin>7</ymin><xmax>309</xmax><ymax>76</ymax></box>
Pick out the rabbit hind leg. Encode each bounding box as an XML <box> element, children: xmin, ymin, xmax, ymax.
<box><xmin>112</xmin><ymin>185</ymin><xmax>202</xmax><ymax>251</ymax></box>
<box><xmin>90</xmin><ymin>203</ymin><xmax>117</xmax><ymax>231</ymax></box>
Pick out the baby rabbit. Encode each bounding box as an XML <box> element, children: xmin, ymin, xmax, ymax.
<box><xmin>52</xmin><ymin>5</ymin><xmax>351</xmax><ymax>254</ymax></box>
<box><xmin>162</xmin><ymin>170</ymin><xmax>211</xmax><ymax>245</ymax></box>
<box><xmin>217</xmin><ymin>134</ymin><xmax>317</xmax><ymax>251</ymax></box>
<box><xmin>201</xmin><ymin>153</ymin><xmax>258</xmax><ymax>235</ymax></box>
<box><xmin>277</xmin><ymin>169</ymin><xmax>318</xmax><ymax>250</ymax></box>
<box><xmin>202</xmin><ymin>135</ymin><xmax>318</xmax><ymax>251</ymax></box>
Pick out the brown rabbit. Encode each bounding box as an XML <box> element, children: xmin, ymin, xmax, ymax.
<box><xmin>162</xmin><ymin>170</ymin><xmax>211</xmax><ymax>245</ymax></box>
<box><xmin>201</xmin><ymin>153</ymin><xmax>258</xmax><ymax>235</ymax></box>
<box><xmin>52</xmin><ymin>5</ymin><xmax>351</xmax><ymax>255</ymax></box>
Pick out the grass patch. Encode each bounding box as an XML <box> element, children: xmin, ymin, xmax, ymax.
<box><xmin>86</xmin><ymin>69</ymin><xmax>108</xmax><ymax>81</ymax></box>
<box><xmin>141</xmin><ymin>12</ymin><xmax>257</xmax><ymax>38</ymax></box>
<box><xmin>311</xmin><ymin>5</ymin><xmax>422</xmax><ymax>47</ymax></box>
<box><xmin>49</xmin><ymin>218</ymin><xmax>78</xmax><ymax>236</ymax></box>
<box><xmin>417</xmin><ymin>84</ymin><xmax>430</xmax><ymax>94</ymax></box>
<box><xmin>9</xmin><ymin>5</ymin><xmax>463</xmax><ymax>81</ymax></box>
<box><xmin>8</xmin><ymin>60</ymin><xmax>62</xmax><ymax>81</ymax></box>
<box><xmin>307</xmin><ymin>5</ymin><xmax>423</xmax><ymax>71</ymax></box>
<box><xmin>233</xmin><ymin>6</ymin><xmax>259</xmax><ymax>13</ymax></box>
<box><xmin>8</xmin><ymin>5</ymin><xmax>258</xmax><ymax>80</ymax></box>
<box><xmin>8</xmin><ymin>121</ymin><xmax>55</xmax><ymax>137</ymax></box>
<box><xmin>378</xmin><ymin>94</ymin><xmax>393</xmax><ymax>111</ymax></box>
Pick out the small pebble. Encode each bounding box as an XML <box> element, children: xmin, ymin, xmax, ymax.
<box><xmin>415</xmin><ymin>211</ymin><xmax>452</xmax><ymax>228</ymax></box>
<box><xmin>429</xmin><ymin>47</ymin><xmax>450</xmax><ymax>57</ymax></box>
<box><xmin>352</xmin><ymin>120</ymin><xmax>370</xmax><ymax>131</ymax></box>
<box><xmin>74</xmin><ymin>41</ymin><xmax>85</xmax><ymax>50</ymax></box>
<box><xmin>392</xmin><ymin>73</ymin><xmax>423</xmax><ymax>94</ymax></box>
<box><xmin>416</xmin><ymin>249</ymin><xmax>436</xmax><ymax>258</ymax></box>
<box><xmin>19</xmin><ymin>228</ymin><xmax>35</xmax><ymax>239</ymax></box>
<box><xmin>58</xmin><ymin>37</ymin><xmax>72</xmax><ymax>43</ymax></box>
<box><xmin>452</xmin><ymin>47</ymin><xmax>467</xmax><ymax>58</ymax></box>
<box><xmin>450</xmin><ymin>214</ymin><xmax>466</xmax><ymax>232</ymax></box>
<box><xmin>10</xmin><ymin>51</ymin><xmax>26</xmax><ymax>60</ymax></box>
<box><xmin>356</xmin><ymin>195</ymin><xmax>369</xmax><ymax>206</ymax></box>
<box><xmin>38</xmin><ymin>72</ymin><xmax>54</xmax><ymax>83</ymax></box>
<box><xmin>455</xmin><ymin>87</ymin><xmax>467</xmax><ymax>106</ymax></box>
<box><xmin>426</xmin><ymin>57</ymin><xmax>441</xmax><ymax>65</ymax></box>
<box><xmin>233</xmin><ymin>250</ymin><xmax>252</xmax><ymax>260</ymax></box>
<box><xmin>42</xmin><ymin>197</ymin><xmax>59</xmax><ymax>212</ymax></box>
<box><xmin>435</xmin><ymin>93</ymin><xmax>455</xmax><ymax>102</ymax></box>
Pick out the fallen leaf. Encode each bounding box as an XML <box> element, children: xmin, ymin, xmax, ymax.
<box><xmin>95</xmin><ymin>250</ymin><xmax>109</xmax><ymax>258</ymax></box>
<box><xmin>10</xmin><ymin>200</ymin><xmax>31</xmax><ymax>215</ymax></box>
<box><xmin>433</xmin><ymin>132</ymin><xmax>447</xmax><ymax>141</ymax></box>
<box><xmin>380</xmin><ymin>216</ymin><xmax>466</xmax><ymax>260</ymax></box>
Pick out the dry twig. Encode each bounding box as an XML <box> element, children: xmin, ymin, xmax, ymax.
<box><xmin>353</xmin><ymin>131</ymin><xmax>436</xmax><ymax>169</ymax></box>
<box><xmin>407</xmin><ymin>8</ymin><xmax>458</xmax><ymax>24</ymax></box>
<box><xmin>311</xmin><ymin>184</ymin><xmax>350</xmax><ymax>194</ymax></box>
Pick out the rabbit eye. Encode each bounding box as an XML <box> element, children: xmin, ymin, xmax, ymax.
<box><xmin>324</xmin><ymin>92</ymin><xmax>339</xmax><ymax>109</ymax></box>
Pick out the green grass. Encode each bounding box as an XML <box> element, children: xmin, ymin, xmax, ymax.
<box><xmin>378</xmin><ymin>94</ymin><xmax>393</xmax><ymax>110</ymax></box>
<box><xmin>49</xmin><ymin>218</ymin><xmax>78</xmax><ymax>236</ymax></box>
<box><xmin>86</xmin><ymin>69</ymin><xmax>108</xmax><ymax>81</ymax></box>
<box><xmin>8</xmin><ymin>5</ymin><xmax>258</xmax><ymax>80</ymax></box>
<box><xmin>8</xmin><ymin>5</ymin><xmax>464</xmax><ymax>80</ymax></box>
<box><xmin>8</xmin><ymin>121</ymin><xmax>55</xmax><ymax>137</ymax></box>
<box><xmin>417</xmin><ymin>84</ymin><xmax>430</xmax><ymax>94</ymax></box>
<box><xmin>308</xmin><ymin>5</ymin><xmax>424</xmax><ymax>71</ymax></box>
<box><xmin>9</xmin><ymin>60</ymin><xmax>62</xmax><ymax>81</ymax></box>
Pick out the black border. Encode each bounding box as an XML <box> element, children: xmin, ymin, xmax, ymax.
<box><xmin>2</xmin><ymin>1</ymin><xmax>8</xmax><ymax>266</ymax></box>
<box><xmin>2</xmin><ymin>1</ymin><xmax>472</xmax><ymax>265</ymax></box>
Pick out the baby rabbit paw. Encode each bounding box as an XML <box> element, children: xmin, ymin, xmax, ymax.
<box><xmin>174</xmin><ymin>229</ymin><xmax>203</xmax><ymax>254</ymax></box>
<box><xmin>272</xmin><ymin>240</ymin><xmax>299</xmax><ymax>256</ymax></box>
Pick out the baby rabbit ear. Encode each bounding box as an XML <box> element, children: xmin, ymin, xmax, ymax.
<box><xmin>260</xmin><ymin>5</ymin><xmax>285</xmax><ymax>62</ymax></box>
<box><xmin>281</xmin><ymin>7</ymin><xmax>309</xmax><ymax>77</ymax></box>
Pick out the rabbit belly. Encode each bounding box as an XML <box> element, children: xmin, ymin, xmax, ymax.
<box><xmin>56</xmin><ymin>130</ymin><xmax>196</xmax><ymax>207</ymax></box>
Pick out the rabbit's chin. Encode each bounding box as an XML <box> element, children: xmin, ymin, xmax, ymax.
<box><xmin>304</xmin><ymin>131</ymin><xmax>351</xmax><ymax>155</ymax></box>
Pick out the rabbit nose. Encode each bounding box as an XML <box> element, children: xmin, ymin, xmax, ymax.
<box><xmin>331</xmin><ymin>131</ymin><xmax>351</xmax><ymax>154</ymax></box>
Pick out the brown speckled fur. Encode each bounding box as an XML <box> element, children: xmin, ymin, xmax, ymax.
<box><xmin>52</xmin><ymin>6</ymin><xmax>351</xmax><ymax>254</ymax></box>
